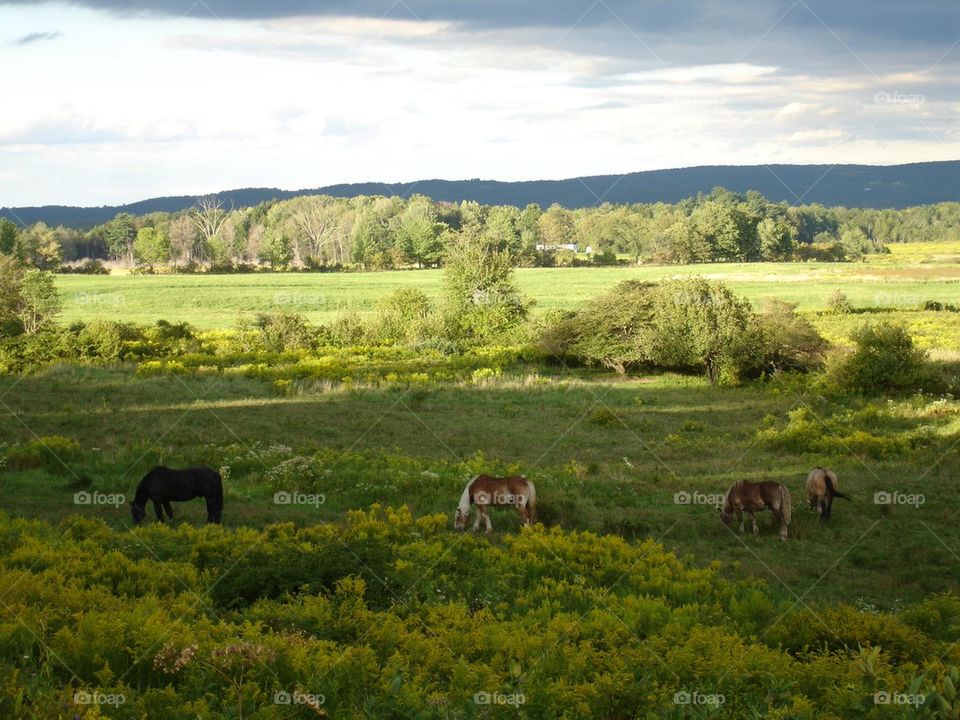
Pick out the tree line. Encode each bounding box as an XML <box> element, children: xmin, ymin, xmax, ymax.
<box><xmin>3</xmin><ymin>187</ymin><xmax>960</xmax><ymax>273</ymax></box>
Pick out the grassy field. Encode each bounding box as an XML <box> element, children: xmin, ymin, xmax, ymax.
<box><xmin>2</xmin><ymin>365</ymin><xmax>957</xmax><ymax>610</ymax></box>
<box><xmin>5</xmin><ymin>249</ymin><xmax>960</xmax><ymax>716</ymax></box>
<box><xmin>57</xmin><ymin>244</ymin><xmax>960</xmax><ymax>329</ymax></box>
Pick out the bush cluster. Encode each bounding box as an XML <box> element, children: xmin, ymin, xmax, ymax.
<box><xmin>1</xmin><ymin>509</ymin><xmax>958</xmax><ymax>718</ymax></box>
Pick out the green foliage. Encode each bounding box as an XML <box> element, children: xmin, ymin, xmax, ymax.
<box><xmin>372</xmin><ymin>287</ymin><xmax>434</xmax><ymax>345</ymax></box>
<box><xmin>0</xmin><ymin>509</ymin><xmax>956</xmax><ymax>718</ymax></box>
<box><xmin>828</xmin><ymin>289</ymin><xmax>854</xmax><ymax>314</ymax></box>
<box><xmin>253</xmin><ymin>312</ymin><xmax>316</xmax><ymax>352</ymax></box>
<box><xmin>13</xmin><ymin>221</ymin><xmax>62</xmax><ymax>270</ymax></box>
<box><xmin>15</xmin><ymin>268</ymin><xmax>61</xmax><ymax>334</ymax></box>
<box><xmin>133</xmin><ymin>226</ymin><xmax>171</xmax><ymax>269</ymax></box>
<box><xmin>648</xmin><ymin>277</ymin><xmax>752</xmax><ymax>383</ymax></box>
<box><xmin>739</xmin><ymin>300</ymin><xmax>827</xmax><ymax>378</ymax></box>
<box><xmin>540</xmin><ymin>280</ymin><xmax>657</xmax><ymax>373</ymax></box>
<box><xmin>441</xmin><ymin>229</ymin><xmax>531</xmax><ymax>344</ymax></box>
<box><xmin>0</xmin><ymin>255</ymin><xmax>24</xmax><ymax>337</ymax></box>
<box><xmin>828</xmin><ymin>321</ymin><xmax>936</xmax><ymax>394</ymax></box>
<box><xmin>0</xmin><ymin>218</ymin><xmax>18</xmax><ymax>255</ymax></box>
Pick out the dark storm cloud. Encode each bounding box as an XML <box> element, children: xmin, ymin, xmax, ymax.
<box><xmin>1</xmin><ymin>0</ymin><xmax>957</xmax><ymax>46</ymax></box>
<box><xmin>4</xmin><ymin>0</ymin><xmax>958</xmax><ymax>82</ymax></box>
<box><xmin>12</xmin><ymin>29</ymin><xmax>60</xmax><ymax>44</ymax></box>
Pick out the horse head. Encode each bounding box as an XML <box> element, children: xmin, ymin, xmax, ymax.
<box><xmin>130</xmin><ymin>501</ymin><xmax>146</xmax><ymax>525</ymax></box>
<box><xmin>453</xmin><ymin>507</ymin><xmax>469</xmax><ymax>531</ymax></box>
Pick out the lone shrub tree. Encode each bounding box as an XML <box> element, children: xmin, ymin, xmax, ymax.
<box><xmin>441</xmin><ymin>228</ymin><xmax>530</xmax><ymax>344</ymax></box>
<box><xmin>649</xmin><ymin>277</ymin><xmax>752</xmax><ymax>383</ymax></box>
<box><xmin>541</xmin><ymin>280</ymin><xmax>657</xmax><ymax>373</ymax></box>
<box><xmin>16</xmin><ymin>268</ymin><xmax>62</xmax><ymax>335</ymax></box>
<box><xmin>830</xmin><ymin>321</ymin><xmax>933</xmax><ymax>394</ymax></box>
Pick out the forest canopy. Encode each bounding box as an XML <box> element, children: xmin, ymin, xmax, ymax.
<box><xmin>4</xmin><ymin>187</ymin><xmax>959</xmax><ymax>273</ymax></box>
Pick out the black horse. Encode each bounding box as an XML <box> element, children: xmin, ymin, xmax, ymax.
<box><xmin>131</xmin><ymin>466</ymin><xmax>223</xmax><ymax>525</ymax></box>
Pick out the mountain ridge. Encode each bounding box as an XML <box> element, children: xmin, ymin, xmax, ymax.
<box><xmin>4</xmin><ymin>160</ymin><xmax>959</xmax><ymax>229</ymax></box>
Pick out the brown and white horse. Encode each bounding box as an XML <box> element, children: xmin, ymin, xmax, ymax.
<box><xmin>454</xmin><ymin>474</ymin><xmax>537</xmax><ymax>533</ymax></box>
<box><xmin>806</xmin><ymin>467</ymin><xmax>850</xmax><ymax>520</ymax></box>
<box><xmin>720</xmin><ymin>480</ymin><xmax>792</xmax><ymax>540</ymax></box>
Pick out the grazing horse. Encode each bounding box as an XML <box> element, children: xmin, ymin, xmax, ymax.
<box><xmin>720</xmin><ymin>480</ymin><xmax>792</xmax><ymax>541</ymax></box>
<box><xmin>454</xmin><ymin>474</ymin><xmax>536</xmax><ymax>533</ymax></box>
<box><xmin>806</xmin><ymin>467</ymin><xmax>850</xmax><ymax>520</ymax></box>
<box><xmin>131</xmin><ymin>466</ymin><xmax>223</xmax><ymax>525</ymax></box>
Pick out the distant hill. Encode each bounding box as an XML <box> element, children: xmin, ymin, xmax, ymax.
<box><xmin>4</xmin><ymin>161</ymin><xmax>959</xmax><ymax>229</ymax></box>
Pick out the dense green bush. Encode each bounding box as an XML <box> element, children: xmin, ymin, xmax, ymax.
<box><xmin>538</xmin><ymin>280</ymin><xmax>656</xmax><ymax>373</ymax></box>
<box><xmin>827</xmin><ymin>321</ymin><xmax>938</xmax><ymax>394</ymax></box>
<box><xmin>648</xmin><ymin>277</ymin><xmax>753</xmax><ymax>383</ymax></box>
<box><xmin>737</xmin><ymin>300</ymin><xmax>827</xmax><ymax>379</ymax></box>
<box><xmin>253</xmin><ymin>312</ymin><xmax>317</xmax><ymax>352</ymax></box>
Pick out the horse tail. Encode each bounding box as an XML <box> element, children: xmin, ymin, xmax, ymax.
<box><xmin>824</xmin><ymin>473</ymin><xmax>851</xmax><ymax>501</ymax></box>
<box><xmin>779</xmin><ymin>484</ymin><xmax>792</xmax><ymax>526</ymax></box>
<box><xmin>526</xmin><ymin>480</ymin><xmax>537</xmax><ymax>522</ymax></box>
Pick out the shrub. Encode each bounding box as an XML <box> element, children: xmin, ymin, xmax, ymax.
<box><xmin>736</xmin><ymin>300</ymin><xmax>827</xmax><ymax>379</ymax></box>
<box><xmin>57</xmin><ymin>259</ymin><xmax>110</xmax><ymax>275</ymax></box>
<box><xmin>827</xmin><ymin>289</ymin><xmax>854</xmax><ymax>314</ymax></box>
<box><xmin>538</xmin><ymin>280</ymin><xmax>657</xmax><ymax>373</ymax></box>
<box><xmin>254</xmin><ymin>312</ymin><xmax>315</xmax><ymax>352</ymax></box>
<box><xmin>827</xmin><ymin>321</ymin><xmax>936</xmax><ymax>394</ymax></box>
<box><xmin>648</xmin><ymin>277</ymin><xmax>752</xmax><ymax>384</ymax></box>
<box><xmin>371</xmin><ymin>288</ymin><xmax>433</xmax><ymax>345</ymax></box>
<box><xmin>326</xmin><ymin>312</ymin><xmax>368</xmax><ymax>347</ymax></box>
<box><xmin>75</xmin><ymin>319</ymin><xmax>126</xmax><ymax>360</ymax></box>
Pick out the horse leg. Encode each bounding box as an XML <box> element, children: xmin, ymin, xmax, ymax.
<box><xmin>470</xmin><ymin>510</ymin><xmax>482</xmax><ymax>533</ymax></box>
<box><xmin>518</xmin><ymin>500</ymin><xmax>530</xmax><ymax>526</ymax></box>
<box><xmin>152</xmin><ymin>498</ymin><xmax>165</xmax><ymax>523</ymax></box>
<box><xmin>748</xmin><ymin>512</ymin><xmax>758</xmax><ymax>535</ymax></box>
<box><xmin>473</xmin><ymin>506</ymin><xmax>492</xmax><ymax>534</ymax></box>
<box><xmin>204</xmin><ymin>497</ymin><xmax>220</xmax><ymax>524</ymax></box>
<box><xmin>736</xmin><ymin>509</ymin><xmax>745</xmax><ymax>534</ymax></box>
<box><xmin>163</xmin><ymin>500</ymin><xmax>175</xmax><ymax>520</ymax></box>
<box><xmin>825</xmin><ymin>498</ymin><xmax>832</xmax><ymax>520</ymax></box>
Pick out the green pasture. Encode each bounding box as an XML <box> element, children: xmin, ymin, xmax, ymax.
<box><xmin>1</xmin><ymin>365</ymin><xmax>957</xmax><ymax>610</ymax></box>
<box><xmin>56</xmin><ymin>244</ymin><xmax>960</xmax><ymax>329</ymax></box>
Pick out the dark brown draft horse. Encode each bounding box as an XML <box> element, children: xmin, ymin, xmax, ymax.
<box><xmin>454</xmin><ymin>474</ymin><xmax>537</xmax><ymax>533</ymax></box>
<box><xmin>720</xmin><ymin>480</ymin><xmax>791</xmax><ymax>540</ymax></box>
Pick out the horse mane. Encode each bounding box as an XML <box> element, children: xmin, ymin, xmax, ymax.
<box><xmin>721</xmin><ymin>480</ymin><xmax>742</xmax><ymax>513</ymax></box>
<box><xmin>457</xmin><ymin>476</ymin><xmax>477</xmax><ymax>516</ymax></box>
<box><xmin>132</xmin><ymin>467</ymin><xmax>158</xmax><ymax>507</ymax></box>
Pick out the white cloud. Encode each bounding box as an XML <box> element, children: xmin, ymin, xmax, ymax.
<box><xmin>0</xmin><ymin>4</ymin><xmax>957</xmax><ymax>206</ymax></box>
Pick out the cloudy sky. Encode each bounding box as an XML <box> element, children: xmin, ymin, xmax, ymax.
<box><xmin>1</xmin><ymin>0</ymin><xmax>958</xmax><ymax>206</ymax></box>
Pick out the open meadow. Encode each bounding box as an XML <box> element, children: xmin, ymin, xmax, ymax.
<box><xmin>3</xmin><ymin>245</ymin><xmax>960</xmax><ymax>717</ymax></box>
<box><xmin>57</xmin><ymin>242</ymin><xmax>960</xmax><ymax>326</ymax></box>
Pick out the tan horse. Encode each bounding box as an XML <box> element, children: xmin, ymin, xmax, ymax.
<box><xmin>721</xmin><ymin>480</ymin><xmax>792</xmax><ymax>540</ymax></box>
<box><xmin>454</xmin><ymin>475</ymin><xmax>536</xmax><ymax>533</ymax></box>
<box><xmin>806</xmin><ymin>467</ymin><xmax>850</xmax><ymax>520</ymax></box>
